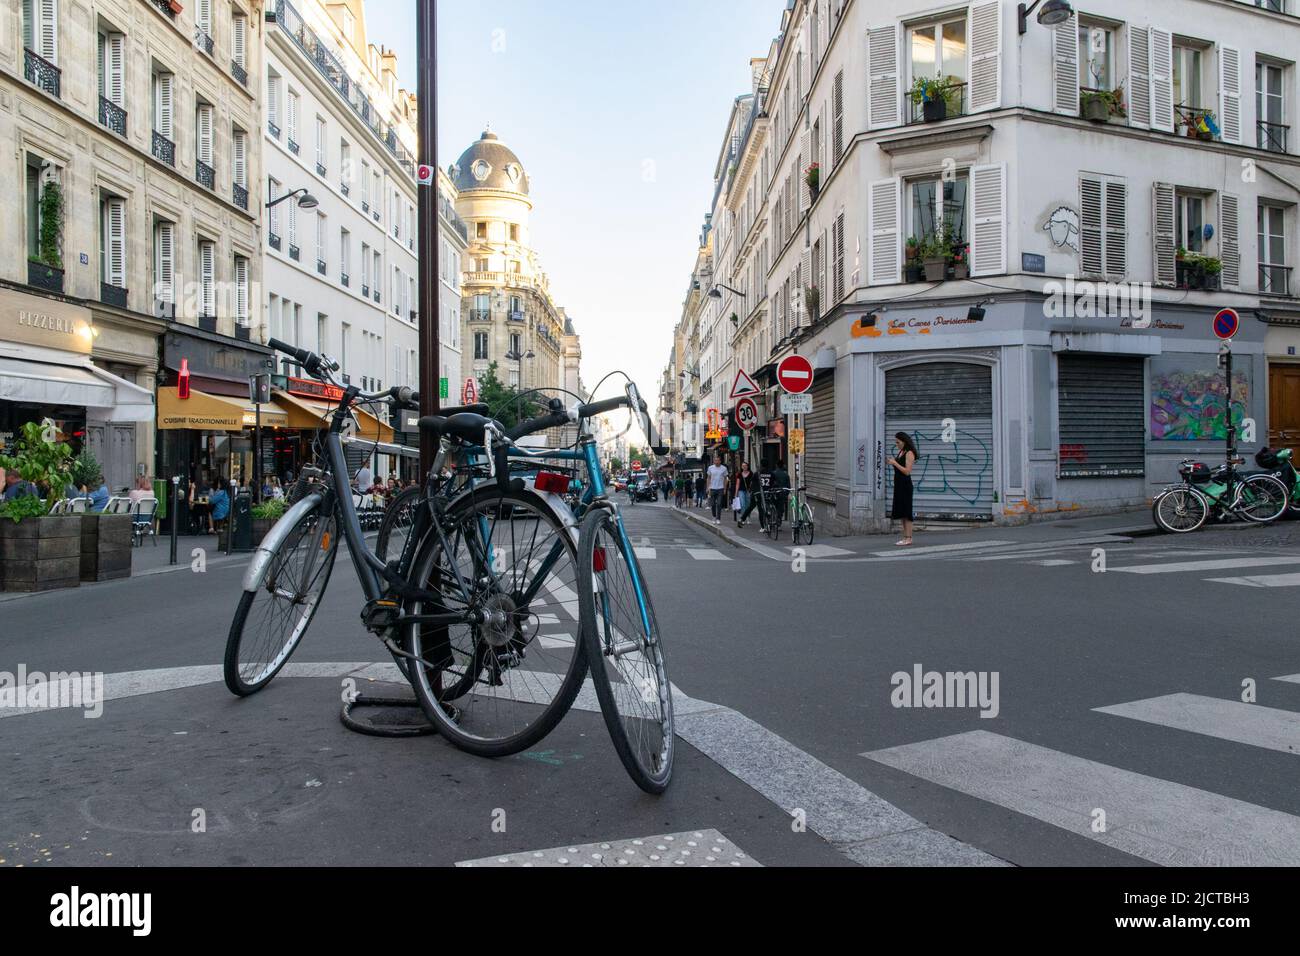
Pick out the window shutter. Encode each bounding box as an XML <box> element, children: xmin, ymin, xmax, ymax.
<box><xmin>833</xmin><ymin>212</ymin><xmax>846</xmax><ymax>302</ymax></box>
<box><xmin>1127</xmin><ymin>25</ymin><xmax>1151</xmax><ymax>128</ymax></box>
<box><xmin>235</xmin><ymin>257</ymin><xmax>249</xmax><ymax>323</ymax></box>
<box><xmin>267</xmin><ymin>78</ymin><xmax>278</xmax><ymax>128</ymax></box>
<box><xmin>1079</xmin><ymin>175</ymin><xmax>1105</xmax><ymax>276</ymax></box>
<box><xmin>200</xmin><ymin>241</ymin><xmax>215</xmax><ymax>315</ymax></box>
<box><xmin>1103</xmin><ymin>178</ymin><xmax>1128</xmax><ymax>278</ymax></box>
<box><xmin>233</xmin><ymin>16</ymin><xmax>246</xmax><ymax>68</ymax></box>
<box><xmin>197</xmin><ymin>0</ymin><xmax>211</xmax><ymax>33</ymax></box>
<box><xmin>233</xmin><ymin>131</ymin><xmax>246</xmax><ymax>186</ymax></box>
<box><xmin>97</xmin><ymin>33</ymin><xmax>104</xmax><ymax>98</ymax></box>
<box><xmin>1218</xmin><ymin>46</ymin><xmax>1242</xmax><ymax>145</ymax></box>
<box><xmin>197</xmin><ymin>105</ymin><xmax>213</xmax><ymax>164</ymax></box>
<box><xmin>288</xmin><ymin>200</ymin><xmax>297</xmax><ymax>246</ymax></box>
<box><xmin>39</xmin><ymin>0</ymin><xmax>57</xmax><ymax>63</ymax></box>
<box><xmin>801</xmin><ymin>23</ymin><xmax>811</xmax><ymax>97</ymax></box>
<box><xmin>1219</xmin><ymin>193</ymin><xmax>1240</xmax><ymax>289</ymax></box>
<box><xmin>108</xmin><ymin>198</ymin><xmax>126</xmax><ymax>288</ymax></box>
<box><xmin>832</xmin><ymin>70</ymin><xmax>844</xmax><ymax>166</ymax></box>
<box><xmin>867</xmin><ymin>25</ymin><xmax>900</xmax><ymax>130</ymax></box>
<box><xmin>968</xmin><ymin>1</ymin><xmax>1003</xmax><ymax>113</ymax></box>
<box><xmin>23</xmin><ymin>0</ymin><xmax>33</xmax><ymax>52</ymax></box>
<box><xmin>1152</xmin><ymin>182</ymin><xmax>1176</xmax><ymax>286</ymax></box>
<box><xmin>157</xmin><ymin>73</ymin><xmax>173</xmax><ymax>138</ymax></box>
<box><xmin>970</xmin><ymin>163</ymin><xmax>1007</xmax><ymax>276</ymax></box>
<box><xmin>798</xmin><ymin>148</ymin><xmax>810</xmax><ymax>217</ymax></box>
<box><xmin>1149</xmin><ymin>29</ymin><xmax>1174</xmax><ymax>133</ymax></box>
<box><xmin>1051</xmin><ymin>12</ymin><xmax>1079</xmax><ymax>115</ymax></box>
<box><xmin>287</xmin><ymin>93</ymin><xmax>297</xmax><ymax>140</ymax></box>
<box><xmin>868</xmin><ymin>177</ymin><xmax>902</xmax><ymax>285</ymax></box>
<box><xmin>155</xmin><ymin>221</ymin><xmax>174</xmax><ymax>304</ymax></box>
<box><xmin>108</xmin><ymin>32</ymin><xmax>124</xmax><ymax>106</ymax></box>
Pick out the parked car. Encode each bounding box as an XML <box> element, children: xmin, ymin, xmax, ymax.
<box><xmin>630</xmin><ymin>475</ymin><xmax>658</xmax><ymax>502</ymax></box>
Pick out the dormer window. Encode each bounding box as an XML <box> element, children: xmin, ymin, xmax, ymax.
<box><xmin>472</xmin><ymin>159</ymin><xmax>491</xmax><ymax>181</ymax></box>
<box><xmin>505</xmin><ymin>164</ymin><xmax>521</xmax><ymax>184</ymax></box>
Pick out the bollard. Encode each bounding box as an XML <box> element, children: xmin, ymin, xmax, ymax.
<box><xmin>170</xmin><ymin>475</ymin><xmax>180</xmax><ymax>566</ymax></box>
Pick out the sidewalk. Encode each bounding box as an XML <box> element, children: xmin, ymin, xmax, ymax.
<box><xmin>668</xmin><ymin>500</ymin><xmax>1156</xmax><ymax>561</ymax></box>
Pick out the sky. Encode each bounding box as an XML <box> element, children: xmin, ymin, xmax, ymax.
<box><xmin>364</xmin><ymin>0</ymin><xmax>781</xmax><ymax>416</ymax></box>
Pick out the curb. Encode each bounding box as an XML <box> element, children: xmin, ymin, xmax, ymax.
<box><xmin>669</xmin><ymin>505</ymin><xmax>742</xmax><ymax>548</ymax></box>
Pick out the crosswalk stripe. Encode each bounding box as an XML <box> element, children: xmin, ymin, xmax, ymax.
<box><xmin>1274</xmin><ymin>674</ymin><xmax>1300</xmax><ymax>684</ymax></box>
<box><xmin>1028</xmin><ymin>559</ymin><xmax>1076</xmax><ymax>566</ymax></box>
<box><xmin>797</xmin><ymin>544</ymin><xmax>854</xmax><ymax>558</ymax></box>
<box><xmin>1207</xmin><ymin>572</ymin><xmax>1300</xmax><ymax>588</ymax></box>
<box><xmin>456</xmin><ymin>829</ymin><xmax>760</xmax><ymax>867</ymax></box>
<box><xmin>1112</xmin><ymin>556</ymin><xmax>1300</xmax><ymax>575</ymax></box>
<box><xmin>870</xmin><ymin>540</ymin><xmax>1015</xmax><ymax>558</ymax></box>
<box><xmin>633</xmin><ymin>547</ymin><xmax>657</xmax><ymax>560</ymax></box>
<box><xmin>537</xmin><ymin>633</ymin><xmax>574</xmax><ymax>649</ymax></box>
<box><xmin>863</xmin><ymin>730</ymin><xmax>1300</xmax><ymax>866</ymax></box>
<box><xmin>686</xmin><ymin>548</ymin><xmax>729</xmax><ymax>561</ymax></box>
<box><xmin>1094</xmin><ymin>693</ymin><xmax>1300</xmax><ymax>755</ymax></box>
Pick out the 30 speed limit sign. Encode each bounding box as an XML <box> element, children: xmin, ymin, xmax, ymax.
<box><xmin>735</xmin><ymin>397</ymin><xmax>759</xmax><ymax>431</ymax></box>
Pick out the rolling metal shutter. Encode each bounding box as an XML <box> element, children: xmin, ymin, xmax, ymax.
<box><xmin>886</xmin><ymin>362</ymin><xmax>994</xmax><ymax>519</ymax></box>
<box><xmin>802</xmin><ymin>372</ymin><xmax>836</xmax><ymax>502</ymax></box>
<box><xmin>1057</xmin><ymin>354</ymin><xmax>1145</xmax><ymax>477</ymax></box>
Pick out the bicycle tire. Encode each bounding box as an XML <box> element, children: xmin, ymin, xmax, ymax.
<box><xmin>577</xmin><ymin>507</ymin><xmax>674</xmax><ymax>794</ymax></box>
<box><xmin>224</xmin><ymin>502</ymin><xmax>339</xmax><ymax>696</ymax></box>
<box><xmin>403</xmin><ymin>485</ymin><xmax>587</xmax><ymax>757</ymax></box>
<box><xmin>1234</xmin><ymin>473</ymin><xmax>1290</xmax><ymax>524</ymax></box>
<box><xmin>376</xmin><ymin>485</ymin><xmax>422</xmax><ymax>562</ymax></box>
<box><xmin>1152</xmin><ymin>487</ymin><xmax>1208</xmax><ymax>534</ymax></box>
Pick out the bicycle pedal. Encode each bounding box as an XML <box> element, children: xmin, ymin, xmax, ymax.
<box><xmin>362</xmin><ymin>599</ymin><xmax>401</xmax><ymax>634</ymax></box>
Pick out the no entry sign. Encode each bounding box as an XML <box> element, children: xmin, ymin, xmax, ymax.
<box><xmin>777</xmin><ymin>354</ymin><xmax>814</xmax><ymax>394</ymax></box>
<box><xmin>1213</xmin><ymin>308</ymin><xmax>1240</xmax><ymax>340</ymax></box>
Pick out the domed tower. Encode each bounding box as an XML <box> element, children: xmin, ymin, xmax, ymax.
<box><xmin>452</xmin><ymin>131</ymin><xmax>564</xmax><ymax>395</ymax></box>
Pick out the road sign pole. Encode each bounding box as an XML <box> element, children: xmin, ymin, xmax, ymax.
<box><xmin>416</xmin><ymin>0</ymin><xmax>439</xmax><ymax>480</ymax></box>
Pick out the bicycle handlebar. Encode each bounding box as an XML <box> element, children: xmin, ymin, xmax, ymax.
<box><xmin>577</xmin><ymin>395</ymin><xmax>627</xmax><ymax>419</ymax></box>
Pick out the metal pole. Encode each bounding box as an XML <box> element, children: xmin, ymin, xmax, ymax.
<box><xmin>1225</xmin><ymin>342</ymin><xmax>1235</xmax><ymax>502</ymax></box>
<box><xmin>254</xmin><ymin>401</ymin><xmax>262</xmax><ymax>504</ymax></box>
<box><xmin>169</xmin><ymin>475</ymin><xmax>179</xmax><ymax>566</ymax></box>
<box><xmin>416</xmin><ymin>0</ymin><xmax>440</xmax><ymax>479</ymax></box>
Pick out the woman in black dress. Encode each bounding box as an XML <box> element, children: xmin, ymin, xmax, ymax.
<box><xmin>888</xmin><ymin>432</ymin><xmax>919</xmax><ymax>546</ymax></box>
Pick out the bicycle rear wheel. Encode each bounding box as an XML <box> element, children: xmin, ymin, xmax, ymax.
<box><xmin>577</xmin><ymin>507</ymin><xmax>674</xmax><ymax>794</ymax></box>
<box><xmin>403</xmin><ymin>486</ymin><xmax>587</xmax><ymax>757</ymax></box>
<box><xmin>1234</xmin><ymin>474</ymin><xmax>1289</xmax><ymax>523</ymax></box>
<box><xmin>376</xmin><ymin>485</ymin><xmax>421</xmax><ymax>563</ymax></box>
<box><xmin>224</xmin><ymin>502</ymin><xmax>339</xmax><ymax>695</ymax></box>
<box><xmin>1152</xmin><ymin>487</ymin><xmax>1208</xmax><ymax>533</ymax></box>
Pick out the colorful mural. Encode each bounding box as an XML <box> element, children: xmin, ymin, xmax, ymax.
<box><xmin>1150</xmin><ymin>370</ymin><xmax>1248</xmax><ymax>441</ymax></box>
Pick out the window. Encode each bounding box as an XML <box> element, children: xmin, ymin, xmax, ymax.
<box><xmin>232</xmin><ymin>128</ymin><xmax>247</xmax><ymax>186</ymax></box>
<box><xmin>372</xmin><ymin>170</ymin><xmax>381</xmax><ymax>214</ymax></box>
<box><xmin>292</xmin><ymin>303</ymin><xmax>302</xmax><ymax>346</ymax></box>
<box><xmin>1257</xmin><ymin>60</ymin><xmax>1287</xmax><ymax>152</ymax></box>
<box><xmin>510</xmin><ymin>333</ymin><xmax>522</xmax><ymax>356</ymax></box>
<box><xmin>476</xmin><ymin>221</ymin><xmax>487</xmax><ymax>239</ymax></box>
<box><xmin>340</xmin><ymin>227</ymin><xmax>350</xmax><ymax>278</ymax></box>
<box><xmin>266</xmin><ymin>70</ymin><xmax>281</xmax><ymax>135</ymax></box>
<box><xmin>287</xmin><ymin>90</ymin><xmax>299</xmax><ymax>145</ymax></box>
<box><xmin>342</xmin><ymin>7</ymin><xmax>355</xmax><ymax>37</ymax></box>
<box><xmin>22</xmin><ymin>0</ymin><xmax>59</xmax><ymax>65</ymax></box>
<box><xmin>268</xmin><ymin>178</ymin><xmax>281</xmax><ymax>237</ymax></box>
<box><xmin>195</xmin><ymin>0</ymin><xmax>212</xmax><ymax>37</ymax></box>
<box><xmin>475</xmin><ymin>257</ymin><xmax>489</xmax><ymax>272</ymax></box>
<box><xmin>340</xmin><ymin>140</ymin><xmax>351</xmax><ymax>189</ymax></box>
<box><xmin>393</xmin><ymin>267</ymin><xmax>400</xmax><ymax>314</ymax></box>
<box><xmin>287</xmin><ymin>192</ymin><xmax>298</xmax><ymax>250</ymax></box>
<box><xmin>360</xmin><ymin>160</ymin><xmax>370</xmax><ymax>206</ymax></box>
<box><xmin>1078</xmin><ymin>22</ymin><xmax>1114</xmax><ymax>90</ymax></box>
<box><xmin>373</xmin><ymin>251</ymin><xmax>381</xmax><ymax>298</ymax></box>
<box><xmin>908</xmin><ymin>16</ymin><xmax>968</xmax><ymax>90</ymax></box>
<box><xmin>908</xmin><ymin>172</ymin><xmax>969</xmax><ymax>248</ymax></box>
<box><xmin>317</xmin><ymin>313</ymin><xmax>327</xmax><ymax>353</ymax></box>
<box><xmin>100</xmin><ymin>194</ymin><xmax>126</xmax><ymax>289</ymax></box>
<box><xmin>154</xmin><ymin>220</ymin><xmax>175</xmax><ymax>307</ymax></box>
<box><xmin>510</xmin><ymin>260</ymin><xmax>521</xmax><ymax>273</ymax></box>
<box><xmin>341</xmin><ymin>322</ymin><xmax>350</xmax><ymax>374</ymax></box>
<box><xmin>195</xmin><ymin>102</ymin><xmax>214</xmax><ymax>166</ymax></box>
<box><xmin>1079</xmin><ymin>173</ymin><xmax>1128</xmax><ymax>278</ymax></box>
<box><xmin>509</xmin><ymin>223</ymin><xmax>519</xmax><ymax>242</ymax></box>
<box><xmin>1259</xmin><ymin>202</ymin><xmax>1290</xmax><ymax>295</ymax></box>
<box><xmin>315</xmin><ymin>116</ymin><xmax>327</xmax><ymax>170</ymax></box>
<box><xmin>1176</xmin><ymin>191</ymin><xmax>1205</xmax><ymax>253</ymax></box>
<box><xmin>234</xmin><ymin>256</ymin><xmax>249</xmax><ymax>326</ymax></box>
<box><xmin>152</xmin><ymin>70</ymin><xmax>173</xmax><ymax>139</ymax></box>
<box><xmin>315</xmin><ymin>211</ymin><xmax>326</xmax><ymax>268</ymax></box>
<box><xmin>198</xmin><ymin>238</ymin><xmax>215</xmax><ymax>316</ymax></box>
<box><xmin>474</xmin><ymin>332</ymin><xmax>488</xmax><ymax>360</ymax></box>
<box><xmin>232</xmin><ymin>14</ymin><xmax>247</xmax><ymax>70</ymax></box>
<box><xmin>361</xmin><ymin>241</ymin><xmax>370</xmax><ymax>288</ymax></box>
<box><xmin>1173</xmin><ymin>43</ymin><xmax>1203</xmax><ymax>109</ymax></box>
<box><xmin>96</xmin><ymin>29</ymin><xmax>124</xmax><ymax>108</ymax></box>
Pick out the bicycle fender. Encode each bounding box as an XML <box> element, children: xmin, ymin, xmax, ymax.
<box><xmin>522</xmin><ymin>479</ymin><xmax>581</xmax><ymax>546</ymax></box>
<box><xmin>240</xmin><ymin>492</ymin><xmax>328</xmax><ymax>593</ymax></box>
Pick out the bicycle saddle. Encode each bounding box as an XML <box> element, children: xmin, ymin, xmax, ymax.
<box><xmin>426</xmin><ymin>412</ymin><xmax>505</xmax><ymax>445</ymax></box>
<box><xmin>416</xmin><ymin>404</ymin><xmax>489</xmax><ymax>434</ymax></box>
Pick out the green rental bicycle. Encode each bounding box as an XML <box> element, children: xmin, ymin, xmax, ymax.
<box><xmin>1152</xmin><ymin>456</ymin><xmax>1290</xmax><ymax>533</ymax></box>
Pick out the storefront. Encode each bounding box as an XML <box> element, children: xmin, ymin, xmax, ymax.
<box><xmin>272</xmin><ymin>377</ymin><xmax>399</xmax><ymax>481</ymax></box>
<box><xmin>1261</xmin><ymin>308</ymin><xmax>1300</xmax><ymax>448</ymax></box>
<box><xmin>0</xmin><ymin>286</ymin><xmax>153</xmax><ymax>489</ymax></box>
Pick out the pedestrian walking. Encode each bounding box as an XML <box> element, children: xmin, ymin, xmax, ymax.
<box><xmin>673</xmin><ymin>472</ymin><xmax>685</xmax><ymax>508</ymax></box>
<box><xmin>707</xmin><ymin>454</ymin><xmax>729</xmax><ymax>524</ymax></box>
<box><xmin>694</xmin><ymin>472</ymin><xmax>706</xmax><ymax>508</ymax></box>
<box><xmin>735</xmin><ymin>462</ymin><xmax>760</xmax><ymax>528</ymax></box>
<box><xmin>888</xmin><ymin>431</ymin><xmax>919</xmax><ymax>546</ymax></box>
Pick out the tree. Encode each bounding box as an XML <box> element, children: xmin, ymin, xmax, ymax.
<box><xmin>476</xmin><ymin>361</ymin><xmax>542</xmax><ymax>431</ymax></box>
<box><xmin>609</xmin><ymin>458</ymin><xmax>624</xmax><ymax>473</ymax></box>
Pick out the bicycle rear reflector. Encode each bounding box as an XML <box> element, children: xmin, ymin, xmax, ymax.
<box><xmin>593</xmin><ymin>546</ymin><xmax>607</xmax><ymax>572</ymax></box>
<box><xmin>534</xmin><ymin>472</ymin><xmax>570</xmax><ymax>494</ymax></box>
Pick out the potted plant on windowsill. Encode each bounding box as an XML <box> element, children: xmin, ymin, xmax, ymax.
<box><xmin>0</xmin><ymin>421</ymin><xmax>80</xmax><ymax>592</ymax></box>
<box><xmin>1081</xmin><ymin>90</ymin><xmax>1110</xmax><ymax>123</ymax></box>
<box><xmin>804</xmin><ymin>285</ymin><xmax>821</xmax><ymax>321</ymax></box>
<box><xmin>909</xmin><ymin>76</ymin><xmax>957</xmax><ymax>123</ymax></box>
<box><xmin>920</xmin><ymin>232</ymin><xmax>950</xmax><ymax>282</ymax></box>
<box><xmin>805</xmin><ymin>162</ymin><xmax>821</xmax><ymax>199</ymax></box>
<box><xmin>950</xmin><ymin>243</ymin><xmax>970</xmax><ymax>280</ymax></box>
<box><xmin>169</xmin><ymin>0</ymin><xmax>183</xmax><ymax>13</ymax></box>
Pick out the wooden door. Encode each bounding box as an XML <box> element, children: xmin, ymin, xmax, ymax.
<box><xmin>1268</xmin><ymin>364</ymin><xmax>1300</xmax><ymax>447</ymax></box>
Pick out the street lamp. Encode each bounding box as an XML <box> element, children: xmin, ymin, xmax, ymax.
<box><xmin>265</xmin><ymin>186</ymin><xmax>319</xmax><ymax>209</ymax></box>
<box><xmin>707</xmin><ymin>283</ymin><xmax>745</xmax><ymax>299</ymax></box>
<box><xmin>1018</xmin><ymin>0</ymin><xmax>1073</xmax><ymax>34</ymax></box>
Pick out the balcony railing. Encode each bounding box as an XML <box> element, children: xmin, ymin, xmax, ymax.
<box><xmin>233</xmin><ymin>182</ymin><xmax>248</xmax><ymax>210</ymax></box>
<box><xmin>195</xmin><ymin>29</ymin><xmax>214</xmax><ymax>56</ymax></box>
<box><xmin>341</xmin><ymin>183</ymin><xmax>350</xmax><ymax>196</ymax></box>
<box><xmin>268</xmin><ymin>120</ymin><xmax>281</xmax><ymax>139</ymax></box>
<box><xmin>317</xmin><ymin>259</ymin><xmax>327</xmax><ymax>275</ymax></box>
<box><xmin>196</xmin><ymin>159</ymin><xmax>215</xmax><ymax>190</ymax></box>
<box><xmin>289</xmin><ymin>244</ymin><xmax>300</xmax><ymax>261</ymax></box>
<box><xmin>198</xmin><ymin>315</ymin><xmax>217</xmax><ymax>333</ymax></box>
<box><xmin>372</xmin><ymin>210</ymin><xmax>380</xmax><ymax>223</ymax></box>
<box><xmin>1258</xmin><ymin>120</ymin><xmax>1289</xmax><ymax>154</ymax></box>
<box><xmin>372</xmin><ymin>290</ymin><xmax>380</xmax><ymax>304</ymax></box>
<box><xmin>1260</xmin><ymin>263</ymin><xmax>1293</xmax><ymax>297</ymax></box>
<box><xmin>149</xmin><ymin>0</ymin><xmax>176</xmax><ymax>20</ymax></box>
<box><xmin>288</xmin><ymin>139</ymin><xmax>299</xmax><ymax>155</ymax></box>
<box><xmin>341</xmin><ymin>273</ymin><xmax>350</xmax><ymax>287</ymax></box>
<box><xmin>24</xmin><ymin>49</ymin><xmax>61</xmax><ymax>98</ymax></box>
<box><xmin>409</xmin><ymin>310</ymin><xmax>417</xmax><ymax>321</ymax></box>
<box><xmin>231</xmin><ymin>61</ymin><xmax>248</xmax><ymax>87</ymax></box>
<box><xmin>908</xmin><ymin>81</ymin><xmax>967</xmax><ymax>124</ymax></box>
<box><xmin>1175</xmin><ymin>105</ymin><xmax>1218</xmax><ymax>140</ymax></box>
<box><xmin>28</xmin><ymin>260</ymin><xmax>64</xmax><ymax>294</ymax></box>
<box><xmin>361</xmin><ymin>284</ymin><xmax>369</xmax><ymax>297</ymax></box>
<box><xmin>269</xmin><ymin>233</ymin><xmax>281</xmax><ymax>250</ymax></box>
<box><xmin>101</xmin><ymin>283</ymin><xmax>128</xmax><ymax>309</ymax></box>
<box><xmin>508</xmin><ymin>310</ymin><xmax>525</xmax><ymax>322</ymax></box>
<box><xmin>362</xmin><ymin>200</ymin><xmax>370</xmax><ymax>213</ymax></box>
<box><xmin>152</xmin><ymin>130</ymin><xmax>175</xmax><ymax>166</ymax></box>
<box><xmin>316</xmin><ymin>162</ymin><xmax>326</xmax><ymax>176</ymax></box>
<box><xmin>234</xmin><ymin>324</ymin><xmax>251</xmax><ymax>342</ymax></box>
<box><xmin>99</xmin><ymin>96</ymin><xmax>127</xmax><ymax>136</ymax></box>
<box><xmin>470</xmin><ymin>309</ymin><xmax>491</xmax><ymax>321</ymax></box>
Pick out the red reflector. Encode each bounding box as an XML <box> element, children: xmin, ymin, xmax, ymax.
<box><xmin>535</xmin><ymin>472</ymin><xmax>569</xmax><ymax>494</ymax></box>
<box><xmin>592</xmin><ymin>546</ymin><xmax>607</xmax><ymax>572</ymax></box>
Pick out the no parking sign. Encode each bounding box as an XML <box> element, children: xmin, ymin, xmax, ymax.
<box><xmin>1212</xmin><ymin>308</ymin><xmax>1240</xmax><ymax>340</ymax></box>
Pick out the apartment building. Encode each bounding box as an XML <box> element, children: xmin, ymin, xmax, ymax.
<box><xmin>688</xmin><ymin>0</ymin><xmax>1300</xmax><ymax>532</ymax></box>
<box><xmin>2</xmin><ymin>0</ymin><xmax>265</xmax><ymax>491</ymax></box>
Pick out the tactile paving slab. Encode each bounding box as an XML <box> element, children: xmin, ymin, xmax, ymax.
<box><xmin>456</xmin><ymin>829</ymin><xmax>760</xmax><ymax>867</ymax></box>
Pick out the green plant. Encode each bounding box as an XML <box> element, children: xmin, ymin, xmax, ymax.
<box><xmin>1080</xmin><ymin>86</ymin><xmax>1127</xmax><ymax>118</ymax></box>
<box><xmin>804</xmin><ymin>285</ymin><xmax>820</xmax><ymax>314</ymax></box>
<box><xmin>252</xmin><ymin>498</ymin><xmax>288</xmax><ymax>520</ymax></box>
<box><xmin>0</xmin><ymin>494</ymin><xmax>49</xmax><ymax>523</ymax></box>
<box><xmin>0</xmin><ymin>420</ymin><xmax>73</xmax><ymax>513</ymax></box>
<box><xmin>35</xmin><ymin>179</ymin><xmax>63</xmax><ymax>269</ymax></box>
<box><xmin>805</xmin><ymin>162</ymin><xmax>821</xmax><ymax>190</ymax></box>
<box><xmin>477</xmin><ymin>361</ymin><xmax>543</xmax><ymax>431</ymax></box>
<box><xmin>68</xmin><ymin>450</ymin><xmax>101</xmax><ymax>491</ymax></box>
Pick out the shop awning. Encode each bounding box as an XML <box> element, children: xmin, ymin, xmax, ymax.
<box><xmin>0</xmin><ymin>356</ymin><xmax>153</xmax><ymax>422</ymax></box>
<box><xmin>157</xmin><ymin>386</ymin><xmax>287</xmax><ymax>430</ymax></box>
<box><xmin>272</xmin><ymin>391</ymin><xmax>393</xmax><ymax>443</ymax></box>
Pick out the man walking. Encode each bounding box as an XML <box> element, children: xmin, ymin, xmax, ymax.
<box><xmin>707</xmin><ymin>453</ymin><xmax>729</xmax><ymax>524</ymax></box>
<box><xmin>694</xmin><ymin>472</ymin><xmax>705</xmax><ymax>508</ymax></box>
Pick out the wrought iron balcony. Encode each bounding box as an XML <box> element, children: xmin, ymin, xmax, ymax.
<box><xmin>268</xmin><ymin>121</ymin><xmax>281</xmax><ymax>139</ymax></box>
<box><xmin>195</xmin><ymin>29</ymin><xmax>214</xmax><ymax>56</ymax></box>
<box><xmin>362</xmin><ymin>284</ymin><xmax>369</xmax><ymax>297</ymax></box>
<box><xmin>289</xmin><ymin>244</ymin><xmax>300</xmax><ymax>261</ymax></box>
<box><xmin>908</xmin><ymin>81</ymin><xmax>967</xmax><ymax>125</ymax></box>
<box><xmin>99</xmin><ymin>96</ymin><xmax>127</xmax><ymax>136</ymax></box>
<box><xmin>392</xmin><ymin>225</ymin><xmax>399</xmax><ymax>239</ymax></box>
<box><xmin>231</xmin><ymin>61</ymin><xmax>248</xmax><ymax>87</ymax></box>
<box><xmin>152</xmin><ymin>130</ymin><xmax>175</xmax><ymax>166</ymax></box>
<box><xmin>341</xmin><ymin>273</ymin><xmax>350</xmax><ymax>287</ymax></box>
<box><xmin>101</xmin><ymin>283</ymin><xmax>128</xmax><ymax>309</ymax></box>
<box><xmin>196</xmin><ymin>159</ymin><xmax>215</xmax><ymax>190</ymax></box>
<box><xmin>150</xmin><ymin>0</ymin><xmax>177</xmax><ymax>20</ymax></box>
<box><xmin>288</xmin><ymin>139</ymin><xmax>299</xmax><ymax>155</ymax></box>
<box><xmin>373</xmin><ymin>290</ymin><xmax>380</xmax><ymax>304</ymax></box>
<box><xmin>409</xmin><ymin>310</ymin><xmax>417</xmax><ymax>321</ymax></box>
<box><xmin>28</xmin><ymin>260</ymin><xmax>64</xmax><ymax>294</ymax></box>
<box><xmin>234</xmin><ymin>324</ymin><xmax>251</xmax><ymax>342</ymax></box>
<box><xmin>233</xmin><ymin>182</ymin><xmax>248</xmax><ymax>210</ymax></box>
<box><xmin>1260</xmin><ymin>263</ymin><xmax>1293</xmax><ymax>297</ymax></box>
<box><xmin>1258</xmin><ymin>120</ymin><xmax>1289</xmax><ymax>154</ymax></box>
<box><xmin>24</xmin><ymin>49</ymin><xmax>61</xmax><ymax>98</ymax></box>
<box><xmin>317</xmin><ymin>259</ymin><xmax>327</xmax><ymax>275</ymax></box>
<box><xmin>316</xmin><ymin>162</ymin><xmax>326</xmax><ymax>176</ymax></box>
<box><xmin>198</xmin><ymin>315</ymin><xmax>217</xmax><ymax>332</ymax></box>
<box><xmin>341</xmin><ymin>183</ymin><xmax>350</xmax><ymax>196</ymax></box>
<box><xmin>362</xmin><ymin>201</ymin><xmax>370</xmax><ymax>213</ymax></box>
<box><xmin>269</xmin><ymin>233</ymin><xmax>281</xmax><ymax>250</ymax></box>
<box><xmin>508</xmin><ymin>310</ymin><xmax>525</xmax><ymax>322</ymax></box>
<box><xmin>470</xmin><ymin>309</ymin><xmax>491</xmax><ymax>321</ymax></box>
<box><xmin>372</xmin><ymin>210</ymin><xmax>380</xmax><ymax>223</ymax></box>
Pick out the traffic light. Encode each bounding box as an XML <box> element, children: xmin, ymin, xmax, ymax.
<box><xmin>178</xmin><ymin>358</ymin><xmax>191</xmax><ymax>400</ymax></box>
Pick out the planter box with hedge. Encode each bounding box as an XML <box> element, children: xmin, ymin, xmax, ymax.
<box><xmin>80</xmin><ymin>513</ymin><xmax>132</xmax><ymax>582</ymax></box>
<box><xmin>0</xmin><ymin>515</ymin><xmax>81</xmax><ymax>592</ymax></box>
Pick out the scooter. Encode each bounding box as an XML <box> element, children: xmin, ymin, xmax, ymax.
<box><xmin>1254</xmin><ymin>447</ymin><xmax>1300</xmax><ymax>515</ymax></box>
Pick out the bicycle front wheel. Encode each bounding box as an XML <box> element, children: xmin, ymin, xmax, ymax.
<box><xmin>224</xmin><ymin>502</ymin><xmax>339</xmax><ymax>695</ymax></box>
<box><xmin>376</xmin><ymin>485</ymin><xmax>421</xmax><ymax>563</ymax></box>
<box><xmin>404</xmin><ymin>486</ymin><xmax>587</xmax><ymax>757</ymax></box>
<box><xmin>1152</xmin><ymin>487</ymin><xmax>1208</xmax><ymax>533</ymax></box>
<box><xmin>1234</xmin><ymin>474</ymin><xmax>1290</xmax><ymax>523</ymax></box>
<box><xmin>577</xmin><ymin>508</ymin><xmax>674</xmax><ymax>794</ymax></box>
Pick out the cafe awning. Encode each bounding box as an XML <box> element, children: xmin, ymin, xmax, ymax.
<box><xmin>272</xmin><ymin>391</ymin><xmax>393</xmax><ymax>443</ymax></box>
<box><xmin>157</xmin><ymin>387</ymin><xmax>288</xmax><ymax>430</ymax></box>
<box><xmin>0</xmin><ymin>355</ymin><xmax>154</xmax><ymax>422</ymax></box>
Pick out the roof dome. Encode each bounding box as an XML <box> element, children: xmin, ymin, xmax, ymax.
<box><xmin>450</xmin><ymin>130</ymin><xmax>529</xmax><ymax>195</ymax></box>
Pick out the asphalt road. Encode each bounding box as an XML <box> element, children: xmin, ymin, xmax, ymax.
<box><xmin>2</xmin><ymin>501</ymin><xmax>1298</xmax><ymax>866</ymax></box>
